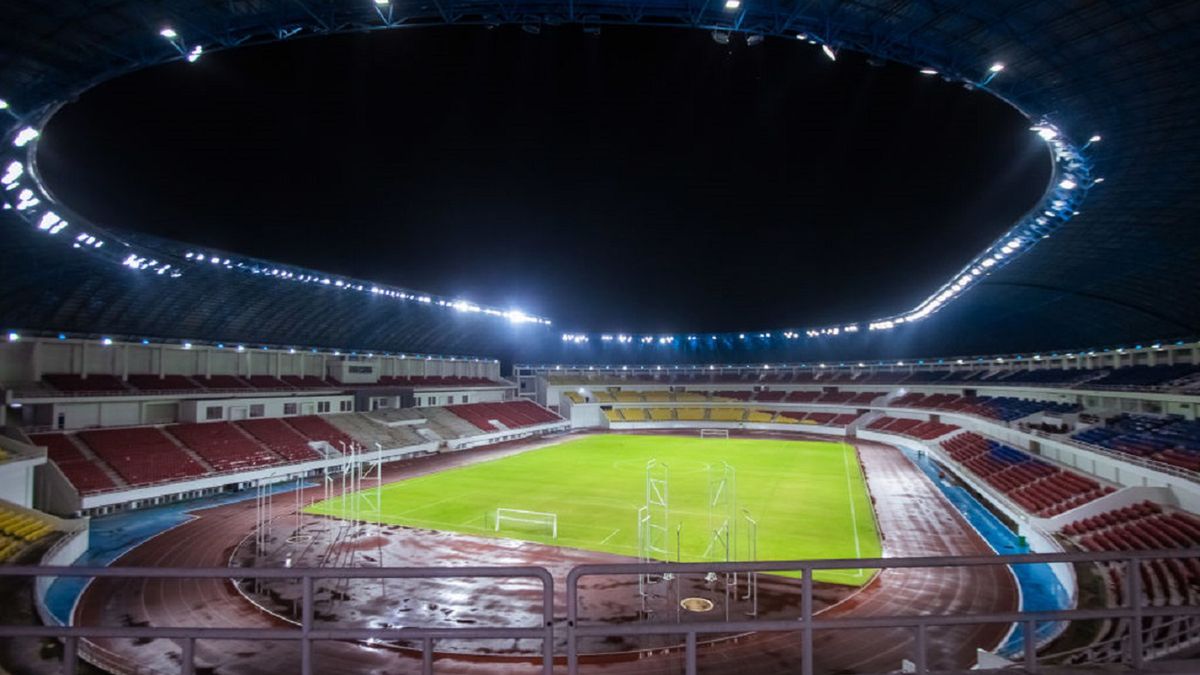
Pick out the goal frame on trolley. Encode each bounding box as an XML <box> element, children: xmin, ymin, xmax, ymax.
<box><xmin>495</xmin><ymin>508</ymin><xmax>558</xmax><ymax>539</ymax></box>
<box><xmin>699</xmin><ymin>428</ymin><xmax>730</xmax><ymax>439</ymax></box>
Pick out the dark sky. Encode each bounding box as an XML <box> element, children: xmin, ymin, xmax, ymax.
<box><xmin>38</xmin><ymin>25</ymin><xmax>1049</xmax><ymax>334</ymax></box>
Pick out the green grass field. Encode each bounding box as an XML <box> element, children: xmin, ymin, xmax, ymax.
<box><xmin>306</xmin><ymin>434</ymin><xmax>882</xmax><ymax>585</ymax></box>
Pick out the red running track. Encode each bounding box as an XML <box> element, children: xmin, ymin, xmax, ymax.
<box><xmin>74</xmin><ymin>434</ymin><xmax>1017</xmax><ymax>674</ymax></box>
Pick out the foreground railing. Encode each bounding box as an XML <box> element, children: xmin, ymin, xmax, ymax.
<box><xmin>2</xmin><ymin>550</ymin><xmax>1200</xmax><ymax>675</ymax></box>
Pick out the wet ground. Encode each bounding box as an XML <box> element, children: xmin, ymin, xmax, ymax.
<box><xmin>72</xmin><ymin>431</ymin><xmax>1018</xmax><ymax>674</ymax></box>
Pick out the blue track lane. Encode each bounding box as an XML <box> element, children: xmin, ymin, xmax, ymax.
<box><xmin>44</xmin><ymin>481</ymin><xmax>307</xmax><ymax>625</ymax></box>
<box><xmin>900</xmin><ymin>445</ymin><xmax>1071</xmax><ymax>657</ymax></box>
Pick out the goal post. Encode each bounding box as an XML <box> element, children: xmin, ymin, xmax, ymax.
<box><xmin>699</xmin><ymin>429</ymin><xmax>729</xmax><ymax>439</ymax></box>
<box><xmin>495</xmin><ymin>508</ymin><xmax>558</xmax><ymax>539</ymax></box>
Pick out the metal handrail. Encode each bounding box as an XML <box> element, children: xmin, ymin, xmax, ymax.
<box><xmin>565</xmin><ymin>549</ymin><xmax>1200</xmax><ymax>675</ymax></box>
<box><xmin>0</xmin><ymin>564</ymin><xmax>554</xmax><ymax>675</ymax></box>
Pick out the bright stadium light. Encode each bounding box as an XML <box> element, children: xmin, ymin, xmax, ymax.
<box><xmin>822</xmin><ymin>44</ymin><xmax>837</xmax><ymax>61</ymax></box>
<box><xmin>187</xmin><ymin>45</ymin><xmax>203</xmax><ymax>63</ymax></box>
<box><xmin>101</xmin><ymin>337</ymin><xmax>113</xmax><ymax>346</ymax></box>
<box><xmin>12</xmin><ymin>127</ymin><xmax>39</xmax><ymax>147</ymax></box>
<box><xmin>6</xmin><ymin>332</ymin><xmax>18</xmax><ymax>342</ymax></box>
<box><xmin>1059</xmin><ymin>178</ymin><xmax>1077</xmax><ymax>190</ymax></box>
<box><xmin>159</xmin><ymin>28</ymin><xmax>178</xmax><ymax>39</ymax></box>
<box><xmin>724</xmin><ymin>0</ymin><xmax>741</xmax><ymax>9</ymax></box>
<box><xmin>989</xmin><ymin>62</ymin><xmax>1005</xmax><ymax>72</ymax></box>
<box><xmin>1089</xmin><ymin>134</ymin><xmax>1101</xmax><ymax>143</ymax></box>
<box><xmin>374</xmin><ymin>0</ymin><xmax>390</xmax><ymax>4</ymax></box>
<box><xmin>919</xmin><ymin>68</ymin><xmax>938</xmax><ymax>75</ymax></box>
<box><xmin>0</xmin><ymin>99</ymin><xmax>8</xmax><ymax>110</ymax></box>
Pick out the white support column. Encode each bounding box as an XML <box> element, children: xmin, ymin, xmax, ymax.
<box><xmin>121</xmin><ymin>344</ymin><xmax>129</xmax><ymax>380</ymax></box>
<box><xmin>30</xmin><ymin>340</ymin><xmax>41</xmax><ymax>382</ymax></box>
<box><xmin>204</xmin><ymin>349</ymin><xmax>211</xmax><ymax>379</ymax></box>
<box><xmin>158</xmin><ymin>345</ymin><xmax>166</xmax><ymax>378</ymax></box>
<box><xmin>244</xmin><ymin>350</ymin><xmax>251</xmax><ymax>377</ymax></box>
<box><xmin>79</xmin><ymin>342</ymin><xmax>87</xmax><ymax>379</ymax></box>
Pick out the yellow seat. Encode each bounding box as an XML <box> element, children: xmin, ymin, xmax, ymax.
<box><xmin>593</xmin><ymin>392</ymin><xmax>616</xmax><ymax>403</ymax></box>
<box><xmin>677</xmin><ymin>408</ymin><xmax>705</xmax><ymax>421</ymax></box>
<box><xmin>622</xmin><ymin>408</ymin><xmax>648</xmax><ymax>421</ymax></box>
<box><xmin>614</xmin><ymin>392</ymin><xmax>643</xmax><ymax>403</ymax></box>
<box><xmin>649</xmin><ymin>408</ymin><xmax>674</xmax><ymax>421</ymax></box>
<box><xmin>643</xmin><ymin>391</ymin><xmax>672</xmax><ymax>402</ymax></box>
<box><xmin>604</xmin><ymin>409</ymin><xmax>623</xmax><ymax>422</ymax></box>
<box><xmin>745</xmin><ymin>410</ymin><xmax>774</xmax><ymax>423</ymax></box>
<box><xmin>565</xmin><ymin>392</ymin><xmax>584</xmax><ymax>404</ymax></box>
<box><xmin>710</xmin><ymin>408</ymin><xmax>745</xmax><ymax>422</ymax></box>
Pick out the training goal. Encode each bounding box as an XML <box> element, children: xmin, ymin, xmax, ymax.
<box><xmin>699</xmin><ymin>428</ymin><xmax>730</xmax><ymax>439</ymax></box>
<box><xmin>495</xmin><ymin>508</ymin><xmax>558</xmax><ymax>539</ymax></box>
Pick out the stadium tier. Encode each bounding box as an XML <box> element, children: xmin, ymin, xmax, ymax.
<box><xmin>1073</xmin><ymin>415</ymin><xmax>1200</xmax><ymax>472</ymax></box>
<box><xmin>166</xmin><ymin>422</ymin><xmax>282</xmax><ymax>472</ymax></box>
<box><xmin>76</xmin><ymin>427</ymin><xmax>206</xmax><ymax>487</ymax></box>
<box><xmin>444</xmin><ymin>400</ymin><xmax>563</xmax><ymax>433</ymax></box>
<box><xmin>942</xmin><ymin>433</ymin><xmax>1113</xmax><ymax>517</ymax></box>
<box><xmin>236</xmin><ymin>418</ymin><xmax>323</xmax><ymax>462</ymax></box>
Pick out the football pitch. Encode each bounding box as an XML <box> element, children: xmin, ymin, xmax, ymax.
<box><xmin>306</xmin><ymin>434</ymin><xmax>882</xmax><ymax>585</ymax></box>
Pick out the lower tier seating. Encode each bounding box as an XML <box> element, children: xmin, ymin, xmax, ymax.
<box><xmin>77</xmin><ymin>427</ymin><xmax>206</xmax><ymax>486</ymax></box>
<box><xmin>445</xmin><ymin>400</ymin><xmax>564</xmax><ymax>433</ymax></box>
<box><xmin>941</xmin><ymin>432</ymin><xmax>1113</xmax><ymax>517</ymax></box>
<box><xmin>29</xmin><ymin>433</ymin><xmax>117</xmax><ymax>494</ymax></box>
<box><xmin>167</xmin><ymin>423</ymin><xmax>282</xmax><ymax>472</ymax></box>
<box><xmin>235</xmin><ymin>419</ymin><xmax>322</xmax><ymax>462</ymax></box>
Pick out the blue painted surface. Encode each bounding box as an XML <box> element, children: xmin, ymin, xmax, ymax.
<box><xmin>44</xmin><ymin>481</ymin><xmax>306</xmax><ymax>625</ymax></box>
<box><xmin>900</xmin><ymin>446</ymin><xmax>1071</xmax><ymax>657</ymax></box>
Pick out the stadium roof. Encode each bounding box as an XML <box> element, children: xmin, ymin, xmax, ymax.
<box><xmin>1</xmin><ymin>1</ymin><xmax>1198</xmax><ymax>364</ymax></box>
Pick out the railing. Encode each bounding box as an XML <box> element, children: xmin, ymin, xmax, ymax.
<box><xmin>0</xmin><ymin>564</ymin><xmax>554</xmax><ymax>675</ymax></box>
<box><xmin>565</xmin><ymin>550</ymin><xmax>1200</xmax><ymax>675</ymax></box>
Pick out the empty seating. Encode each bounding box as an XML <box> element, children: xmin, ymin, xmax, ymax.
<box><xmin>1088</xmin><ymin>365</ymin><xmax>1200</xmax><ymax>388</ymax></box>
<box><xmin>127</xmin><ymin>374</ymin><xmax>203</xmax><ymax>391</ymax></box>
<box><xmin>77</xmin><ymin>427</ymin><xmax>205</xmax><ymax>486</ymax></box>
<box><xmin>167</xmin><ymin>423</ymin><xmax>281</xmax><ymax>472</ymax></box>
<box><xmin>246</xmin><ymin>375</ymin><xmax>292</xmax><ymax>389</ymax></box>
<box><xmin>285</xmin><ymin>415</ymin><xmax>358</xmax><ymax>450</ymax></box>
<box><xmin>1073</xmin><ymin>415</ymin><xmax>1200</xmax><ymax>472</ymax></box>
<box><xmin>43</xmin><ymin>373</ymin><xmax>128</xmax><ymax>393</ymax></box>
<box><xmin>445</xmin><ymin>401</ymin><xmax>564</xmax><ymax>433</ymax></box>
<box><xmin>281</xmin><ymin>375</ymin><xmax>336</xmax><ymax>388</ymax></box>
<box><xmin>238</xmin><ymin>418</ymin><xmax>324</xmax><ymax>462</ymax></box>
<box><xmin>941</xmin><ymin>432</ymin><xmax>1113</xmax><ymax>517</ymax></box>
<box><xmin>29</xmin><ymin>433</ymin><xmax>116</xmax><ymax>494</ymax></box>
<box><xmin>0</xmin><ymin>503</ymin><xmax>54</xmax><ymax>561</ymax></box>
<box><xmin>201</xmin><ymin>375</ymin><xmax>252</xmax><ymax>389</ymax></box>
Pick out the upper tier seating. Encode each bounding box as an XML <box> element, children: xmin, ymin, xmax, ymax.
<box><xmin>376</xmin><ymin>376</ymin><xmax>500</xmax><ymax>387</ymax></box>
<box><xmin>941</xmin><ymin>432</ymin><xmax>1112</xmax><ymax>516</ymax></box>
<box><xmin>43</xmin><ymin>374</ymin><xmax>128</xmax><ymax>393</ymax></box>
<box><xmin>866</xmin><ymin>416</ymin><xmax>961</xmax><ymax>440</ymax></box>
<box><xmin>237</xmin><ymin>419</ymin><xmax>324</xmax><ymax>462</ymax></box>
<box><xmin>77</xmin><ymin>427</ymin><xmax>205</xmax><ymax>486</ymax></box>
<box><xmin>712</xmin><ymin>391</ymin><xmax>753</xmax><ymax>401</ymax></box>
<box><xmin>993</xmin><ymin>368</ymin><xmax>1098</xmax><ymax>386</ymax></box>
<box><xmin>127</xmin><ymin>374</ymin><xmax>203</xmax><ymax>392</ymax></box>
<box><xmin>1087</xmin><ymin>365</ymin><xmax>1200</xmax><ymax>388</ymax></box>
<box><xmin>889</xmin><ymin>392</ymin><xmax>1080</xmax><ymax>422</ymax></box>
<box><xmin>29</xmin><ymin>433</ymin><xmax>116</xmax><ymax>493</ymax></box>
<box><xmin>1073</xmin><ymin>415</ymin><xmax>1200</xmax><ymax>472</ymax></box>
<box><xmin>445</xmin><ymin>400</ymin><xmax>563</xmax><ymax>433</ymax></box>
<box><xmin>281</xmin><ymin>375</ymin><xmax>336</xmax><ymax>388</ymax></box>
<box><xmin>167</xmin><ymin>423</ymin><xmax>281</xmax><ymax>472</ymax></box>
<box><xmin>200</xmin><ymin>375</ymin><xmax>252</xmax><ymax>389</ymax></box>
<box><xmin>245</xmin><ymin>375</ymin><xmax>292</xmax><ymax>389</ymax></box>
<box><xmin>784</xmin><ymin>390</ymin><xmax>820</xmax><ymax>403</ymax></box>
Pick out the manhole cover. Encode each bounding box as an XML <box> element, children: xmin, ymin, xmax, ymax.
<box><xmin>680</xmin><ymin>597</ymin><xmax>715</xmax><ymax>612</ymax></box>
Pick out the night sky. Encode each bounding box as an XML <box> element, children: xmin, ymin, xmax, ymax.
<box><xmin>38</xmin><ymin>25</ymin><xmax>1049</xmax><ymax>334</ymax></box>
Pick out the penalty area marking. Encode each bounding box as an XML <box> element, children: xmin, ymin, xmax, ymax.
<box><xmin>842</xmin><ymin>443</ymin><xmax>864</xmax><ymax>580</ymax></box>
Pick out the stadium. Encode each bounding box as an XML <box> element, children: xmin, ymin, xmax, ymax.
<box><xmin>0</xmin><ymin>1</ymin><xmax>1198</xmax><ymax>674</ymax></box>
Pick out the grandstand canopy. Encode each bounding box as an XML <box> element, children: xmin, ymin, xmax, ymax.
<box><xmin>1</xmin><ymin>1</ymin><xmax>1198</xmax><ymax>364</ymax></box>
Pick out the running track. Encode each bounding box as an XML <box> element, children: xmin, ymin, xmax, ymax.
<box><xmin>74</xmin><ymin>434</ymin><xmax>1017</xmax><ymax>674</ymax></box>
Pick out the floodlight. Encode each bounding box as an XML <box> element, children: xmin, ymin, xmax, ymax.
<box><xmin>6</xmin><ymin>332</ymin><xmax>18</xmax><ymax>342</ymax></box>
<box><xmin>988</xmin><ymin>62</ymin><xmax>1005</xmax><ymax>72</ymax></box>
<box><xmin>1059</xmin><ymin>178</ymin><xmax>1077</xmax><ymax>190</ymax></box>
<box><xmin>1092</xmin><ymin>177</ymin><xmax>1104</xmax><ymax>183</ymax></box>
<box><xmin>101</xmin><ymin>337</ymin><xmax>113</xmax><ymax>346</ymax></box>
<box><xmin>12</xmin><ymin>127</ymin><xmax>39</xmax><ymax>147</ymax></box>
<box><xmin>0</xmin><ymin>99</ymin><xmax>8</xmax><ymax>110</ymax></box>
<box><xmin>160</xmin><ymin>28</ymin><xmax>178</xmax><ymax>39</ymax></box>
<box><xmin>822</xmin><ymin>44</ymin><xmax>836</xmax><ymax>61</ymax></box>
<box><xmin>919</xmin><ymin>68</ymin><xmax>937</xmax><ymax>75</ymax></box>
<box><xmin>724</xmin><ymin>0</ymin><xmax>740</xmax><ymax>8</ymax></box>
<box><xmin>187</xmin><ymin>45</ymin><xmax>203</xmax><ymax>63</ymax></box>
<box><xmin>1089</xmin><ymin>134</ymin><xmax>1101</xmax><ymax>143</ymax></box>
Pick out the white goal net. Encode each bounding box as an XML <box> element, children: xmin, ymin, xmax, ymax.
<box><xmin>495</xmin><ymin>508</ymin><xmax>558</xmax><ymax>539</ymax></box>
<box><xmin>699</xmin><ymin>429</ymin><xmax>730</xmax><ymax>439</ymax></box>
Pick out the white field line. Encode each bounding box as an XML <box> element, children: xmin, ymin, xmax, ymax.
<box><xmin>842</xmin><ymin>443</ymin><xmax>864</xmax><ymax>579</ymax></box>
<box><xmin>599</xmin><ymin>528</ymin><xmax>622</xmax><ymax>545</ymax></box>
